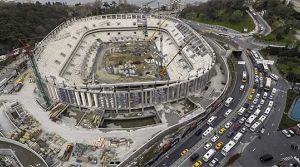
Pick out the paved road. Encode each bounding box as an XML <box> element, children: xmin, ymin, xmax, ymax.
<box><xmin>153</xmin><ymin>52</ymin><xmax>250</xmax><ymax>167</ymax></box>
<box><xmin>248</xmin><ymin>7</ymin><xmax>272</xmax><ymax>36</ymax></box>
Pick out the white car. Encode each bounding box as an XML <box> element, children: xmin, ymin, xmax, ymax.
<box><xmin>269</xmin><ymin>95</ymin><xmax>274</xmax><ymax>100</ymax></box>
<box><xmin>209</xmin><ymin>158</ymin><xmax>218</xmax><ymax>167</ymax></box>
<box><xmin>282</xmin><ymin>129</ymin><xmax>291</xmax><ymax>138</ymax></box>
<box><xmin>249</xmin><ymin>105</ymin><xmax>255</xmax><ymax>111</ymax></box>
<box><xmin>240</xmin><ymin>85</ymin><xmax>245</xmax><ymax>91</ymax></box>
<box><xmin>297</xmin><ymin>124</ymin><xmax>300</xmax><ymax>129</ymax></box>
<box><xmin>239</xmin><ymin>117</ymin><xmax>246</xmax><ymax>124</ymax></box>
<box><xmin>225</xmin><ymin>122</ymin><xmax>233</xmax><ymax>129</ymax></box>
<box><xmin>255</xmin><ymin>93</ymin><xmax>261</xmax><ymax>99</ymax></box>
<box><xmin>260</xmin><ymin>99</ymin><xmax>265</xmax><ymax>105</ymax></box>
<box><xmin>204</xmin><ymin>142</ymin><xmax>212</xmax><ymax>150</ymax></box>
<box><xmin>253</xmin><ymin>98</ymin><xmax>259</xmax><ymax>104</ymax></box>
<box><xmin>211</xmin><ymin>135</ymin><xmax>219</xmax><ymax>143</ymax></box>
<box><xmin>263</xmin><ymin>92</ymin><xmax>268</xmax><ymax>99</ymax></box>
<box><xmin>257</xmin><ymin>104</ymin><xmax>262</xmax><ymax>109</ymax></box>
<box><xmin>240</xmin><ymin>127</ymin><xmax>247</xmax><ymax>133</ymax></box>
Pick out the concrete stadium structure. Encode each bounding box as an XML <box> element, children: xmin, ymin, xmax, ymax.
<box><xmin>34</xmin><ymin>14</ymin><xmax>216</xmax><ymax>111</ymax></box>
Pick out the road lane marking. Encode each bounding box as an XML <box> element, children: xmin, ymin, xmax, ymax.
<box><xmin>252</xmin><ymin>148</ymin><xmax>256</xmax><ymax>151</ymax></box>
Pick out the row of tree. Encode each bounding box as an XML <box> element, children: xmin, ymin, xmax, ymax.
<box><xmin>180</xmin><ymin>0</ymin><xmax>248</xmax><ymax>23</ymax></box>
<box><xmin>0</xmin><ymin>1</ymin><xmax>139</xmax><ymax>54</ymax></box>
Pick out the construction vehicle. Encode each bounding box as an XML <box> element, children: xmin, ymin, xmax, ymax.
<box><xmin>62</xmin><ymin>143</ymin><xmax>73</xmax><ymax>161</ymax></box>
<box><xmin>15</xmin><ymin>74</ymin><xmax>25</xmax><ymax>84</ymax></box>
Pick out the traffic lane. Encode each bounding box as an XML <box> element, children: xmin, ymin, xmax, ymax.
<box><xmin>238</xmin><ymin>128</ymin><xmax>300</xmax><ymax>167</ymax></box>
<box><xmin>156</xmin><ymin>57</ymin><xmax>246</xmax><ymax>166</ymax></box>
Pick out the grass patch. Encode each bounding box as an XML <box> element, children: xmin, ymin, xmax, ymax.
<box><xmin>188</xmin><ymin>14</ymin><xmax>255</xmax><ymax>33</ymax></box>
<box><xmin>278</xmin><ymin>89</ymin><xmax>300</xmax><ymax>130</ymax></box>
<box><xmin>227</xmin><ymin>54</ymin><xmax>236</xmax><ymax>86</ymax></box>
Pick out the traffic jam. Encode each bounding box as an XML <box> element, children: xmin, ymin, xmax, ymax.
<box><xmin>182</xmin><ymin>50</ymin><xmax>288</xmax><ymax>167</ymax></box>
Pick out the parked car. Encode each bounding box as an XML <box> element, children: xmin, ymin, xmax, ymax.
<box><xmin>260</xmin><ymin>154</ymin><xmax>273</xmax><ymax>162</ymax></box>
<box><xmin>282</xmin><ymin>129</ymin><xmax>291</xmax><ymax>138</ymax></box>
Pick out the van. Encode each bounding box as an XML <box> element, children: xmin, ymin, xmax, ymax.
<box><xmin>224</xmin><ymin>109</ymin><xmax>233</xmax><ymax>117</ymax></box>
<box><xmin>260</xmin><ymin>154</ymin><xmax>273</xmax><ymax>162</ymax></box>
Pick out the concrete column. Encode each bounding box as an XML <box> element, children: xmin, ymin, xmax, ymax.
<box><xmin>75</xmin><ymin>91</ymin><xmax>81</xmax><ymax>106</ymax></box>
<box><xmin>93</xmin><ymin>93</ymin><xmax>99</xmax><ymax>107</ymax></box>
<box><xmin>87</xmin><ymin>93</ymin><xmax>92</xmax><ymax>107</ymax></box>
<box><xmin>149</xmin><ymin>91</ymin><xmax>153</xmax><ymax>105</ymax></box>
<box><xmin>113</xmin><ymin>92</ymin><xmax>118</xmax><ymax>112</ymax></box>
<box><xmin>128</xmin><ymin>92</ymin><xmax>131</xmax><ymax>112</ymax></box>
<box><xmin>47</xmin><ymin>85</ymin><xmax>53</xmax><ymax>98</ymax></box>
<box><xmin>53</xmin><ymin>87</ymin><xmax>59</xmax><ymax>100</ymax></box>
<box><xmin>50</xmin><ymin>86</ymin><xmax>56</xmax><ymax>99</ymax></box>
<box><xmin>81</xmin><ymin>92</ymin><xmax>87</xmax><ymax>106</ymax></box>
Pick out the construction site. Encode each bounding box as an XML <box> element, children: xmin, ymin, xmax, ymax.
<box><xmin>96</xmin><ymin>41</ymin><xmax>163</xmax><ymax>83</ymax></box>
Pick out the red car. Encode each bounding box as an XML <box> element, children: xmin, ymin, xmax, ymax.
<box><xmin>233</xmin><ymin>123</ymin><xmax>241</xmax><ymax>131</ymax></box>
<box><xmin>289</xmin><ymin>127</ymin><xmax>300</xmax><ymax>135</ymax></box>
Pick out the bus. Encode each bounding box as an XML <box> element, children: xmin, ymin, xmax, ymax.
<box><xmin>265</xmin><ymin>77</ymin><xmax>272</xmax><ymax>91</ymax></box>
<box><xmin>225</xmin><ymin>97</ymin><xmax>233</xmax><ymax>107</ymax></box>
<box><xmin>245</xmin><ymin>114</ymin><xmax>257</xmax><ymax>127</ymax></box>
<box><xmin>203</xmin><ymin>149</ymin><xmax>216</xmax><ymax>162</ymax></box>
<box><xmin>232</xmin><ymin>132</ymin><xmax>243</xmax><ymax>143</ymax></box>
<box><xmin>207</xmin><ymin>116</ymin><xmax>217</xmax><ymax>125</ymax></box>
<box><xmin>250</xmin><ymin>121</ymin><xmax>261</xmax><ymax>132</ymax></box>
<box><xmin>221</xmin><ymin>140</ymin><xmax>236</xmax><ymax>156</ymax></box>
<box><xmin>202</xmin><ymin>127</ymin><xmax>214</xmax><ymax>138</ymax></box>
<box><xmin>242</xmin><ymin>71</ymin><xmax>247</xmax><ymax>83</ymax></box>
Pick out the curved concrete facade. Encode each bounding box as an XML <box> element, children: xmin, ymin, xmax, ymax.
<box><xmin>34</xmin><ymin>14</ymin><xmax>216</xmax><ymax>111</ymax></box>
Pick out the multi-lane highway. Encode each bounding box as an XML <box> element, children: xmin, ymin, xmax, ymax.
<box><xmin>152</xmin><ymin>50</ymin><xmax>252</xmax><ymax>167</ymax></box>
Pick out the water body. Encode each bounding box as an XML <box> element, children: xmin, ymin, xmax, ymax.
<box><xmin>4</xmin><ymin>0</ymin><xmax>207</xmax><ymax>6</ymax></box>
<box><xmin>290</xmin><ymin>97</ymin><xmax>300</xmax><ymax>121</ymax></box>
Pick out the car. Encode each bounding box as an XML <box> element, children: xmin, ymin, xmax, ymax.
<box><xmin>218</xmin><ymin>127</ymin><xmax>226</xmax><ymax>135</ymax></box>
<box><xmin>215</xmin><ymin>142</ymin><xmax>224</xmax><ymax>150</ymax></box>
<box><xmin>227</xmin><ymin>130</ymin><xmax>235</xmax><ymax>138</ymax></box>
<box><xmin>270</xmin><ymin>74</ymin><xmax>279</xmax><ymax>81</ymax></box>
<box><xmin>289</xmin><ymin>127</ymin><xmax>300</xmax><ymax>135</ymax></box>
<box><xmin>233</xmin><ymin>123</ymin><xmax>241</xmax><ymax>131</ymax></box>
<box><xmin>260</xmin><ymin>154</ymin><xmax>273</xmax><ymax>162</ymax></box>
<box><xmin>254</xmin><ymin>68</ymin><xmax>258</xmax><ymax>75</ymax></box>
<box><xmin>253</xmin><ymin>98</ymin><xmax>259</xmax><ymax>104</ymax></box>
<box><xmin>190</xmin><ymin>153</ymin><xmax>200</xmax><ymax>162</ymax></box>
<box><xmin>257</xmin><ymin>104</ymin><xmax>262</xmax><ymax>109</ymax></box>
<box><xmin>255</xmin><ymin>93</ymin><xmax>261</xmax><ymax>99</ymax></box>
<box><xmin>211</xmin><ymin>135</ymin><xmax>219</xmax><ymax>143</ymax></box>
<box><xmin>263</xmin><ymin>92</ymin><xmax>268</xmax><ymax>99</ymax></box>
<box><xmin>225</xmin><ymin>122</ymin><xmax>233</xmax><ymax>129</ymax></box>
<box><xmin>239</xmin><ymin>117</ymin><xmax>246</xmax><ymax>124</ymax></box>
<box><xmin>255</xmin><ymin>77</ymin><xmax>259</xmax><ymax>84</ymax></box>
<box><xmin>231</xmin><ymin>115</ymin><xmax>238</xmax><ymax>122</ymax></box>
<box><xmin>248</xmin><ymin>94</ymin><xmax>253</xmax><ymax>100</ymax></box>
<box><xmin>282</xmin><ymin>129</ymin><xmax>291</xmax><ymax>138</ymax></box>
<box><xmin>195</xmin><ymin>129</ymin><xmax>203</xmax><ymax>136</ymax></box>
<box><xmin>204</xmin><ymin>143</ymin><xmax>212</xmax><ymax>150</ymax></box>
<box><xmin>269</xmin><ymin>95</ymin><xmax>274</xmax><ymax>100</ymax></box>
<box><xmin>260</xmin><ymin>99</ymin><xmax>265</xmax><ymax>105</ymax></box>
<box><xmin>243</xmin><ymin>103</ymin><xmax>249</xmax><ymax>109</ymax></box>
<box><xmin>240</xmin><ymin>85</ymin><xmax>245</xmax><ymax>91</ymax></box>
<box><xmin>244</xmin><ymin>112</ymin><xmax>250</xmax><ymax>118</ymax></box>
<box><xmin>180</xmin><ymin>149</ymin><xmax>189</xmax><ymax>156</ymax></box>
<box><xmin>209</xmin><ymin>158</ymin><xmax>218</xmax><ymax>167</ymax></box>
<box><xmin>192</xmin><ymin>160</ymin><xmax>202</xmax><ymax>167</ymax></box>
<box><xmin>249</xmin><ymin>105</ymin><xmax>255</xmax><ymax>111</ymax></box>
<box><xmin>251</xmin><ymin>88</ymin><xmax>256</xmax><ymax>94</ymax></box>
<box><xmin>288</xmin><ymin>129</ymin><xmax>295</xmax><ymax>136</ymax></box>
<box><xmin>240</xmin><ymin>127</ymin><xmax>247</xmax><ymax>133</ymax></box>
<box><xmin>297</xmin><ymin>124</ymin><xmax>300</xmax><ymax>129</ymax></box>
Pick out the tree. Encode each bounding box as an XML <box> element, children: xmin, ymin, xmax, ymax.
<box><xmin>229</xmin><ymin>10</ymin><xmax>242</xmax><ymax>23</ymax></box>
<box><xmin>103</xmin><ymin>2</ymin><xmax>110</xmax><ymax>9</ymax></box>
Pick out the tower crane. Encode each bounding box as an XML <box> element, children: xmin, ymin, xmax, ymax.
<box><xmin>18</xmin><ymin>39</ymin><xmax>51</xmax><ymax>107</ymax></box>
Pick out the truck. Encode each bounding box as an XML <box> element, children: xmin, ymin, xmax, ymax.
<box><xmin>264</xmin><ymin>77</ymin><xmax>272</xmax><ymax>91</ymax></box>
<box><xmin>62</xmin><ymin>143</ymin><xmax>73</xmax><ymax>161</ymax></box>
